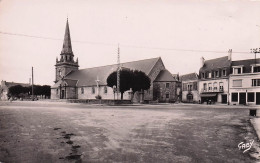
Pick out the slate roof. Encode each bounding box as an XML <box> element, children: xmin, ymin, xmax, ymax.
<box><xmin>154</xmin><ymin>70</ymin><xmax>177</xmax><ymax>82</ymax></box>
<box><xmin>180</xmin><ymin>73</ymin><xmax>198</xmax><ymax>82</ymax></box>
<box><xmin>232</xmin><ymin>58</ymin><xmax>260</xmax><ymax>73</ymax></box>
<box><xmin>200</xmin><ymin>56</ymin><xmax>231</xmax><ymax>72</ymax></box>
<box><xmin>55</xmin><ymin>57</ymin><xmax>161</xmax><ymax>87</ymax></box>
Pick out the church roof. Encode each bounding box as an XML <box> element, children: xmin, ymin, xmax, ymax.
<box><xmin>154</xmin><ymin>69</ymin><xmax>177</xmax><ymax>82</ymax></box>
<box><xmin>61</xmin><ymin>18</ymin><xmax>73</xmax><ymax>55</ymax></box>
<box><xmin>62</xmin><ymin>57</ymin><xmax>161</xmax><ymax>87</ymax></box>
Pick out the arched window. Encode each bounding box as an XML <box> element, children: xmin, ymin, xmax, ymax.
<box><xmin>81</xmin><ymin>87</ymin><xmax>84</xmax><ymax>94</ymax></box>
<box><xmin>92</xmin><ymin>86</ymin><xmax>95</xmax><ymax>94</ymax></box>
<box><xmin>104</xmin><ymin>86</ymin><xmax>107</xmax><ymax>94</ymax></box>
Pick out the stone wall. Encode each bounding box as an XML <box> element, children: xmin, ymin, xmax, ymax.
<box><xmin>77</xmin><ymin>86</ymin><xmax>130</xmax><ymax>100</ymax></box>
<box><xmin>153</xmin><ymin>81</ymin><xmax>177</xmax><ymax>102</ymax></box>
<box><xmin>146</xmin><ymin>58</ymin><xmax>165</xmax><ymax>101</ymax></box>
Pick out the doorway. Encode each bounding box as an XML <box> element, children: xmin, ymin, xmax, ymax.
<box><xmin>256</xmin><ymin>92</ymin><xmax>260</xmax><ymax>105</ymax></box>
<box><xmin>61</xmin><ymin>90</ymin><xmax>65</xmax><ymax>99</ymax></box>
<box><xmin>239</xmin><ymin>93</ymin><xmax>246</xmax><ymax>105</ymax></box>
<box><xmin>221</xmin><ymin>94</ymin><xmax>227</xmax><ymax>104</ymax></box>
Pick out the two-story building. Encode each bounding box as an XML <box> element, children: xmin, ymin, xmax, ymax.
<box><xmin>198</xmin><ymin>50</ymin><xmax>232</xmax><ymax>104</ymax></box>
<box><xmin>229</xmin><ymin>58</ymin><xmax>260</xmax><ymax>105</ymax></box>
<box><xmin>180</xmin><ymin>73</ymin><xmax>200</xmax><ymax>103</ymax></box>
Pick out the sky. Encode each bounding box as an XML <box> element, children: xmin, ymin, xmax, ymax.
<box><xmin>0</xmin><ymin>0</ymin><xmax>260</xmax><ymax>85</ymax></box>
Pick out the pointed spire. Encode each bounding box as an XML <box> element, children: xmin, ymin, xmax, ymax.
<box><xmin>61</xmin><ymin>18</ymin><xmax>73</xmax><ymax>54</ymax></box>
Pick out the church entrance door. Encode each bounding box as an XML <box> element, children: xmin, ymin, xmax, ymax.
<box><xmin>61</xmin><ymin>90</ymin><xmax>65</xmax><ymax>99</ymax></box>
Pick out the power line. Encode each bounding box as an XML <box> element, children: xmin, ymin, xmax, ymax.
<box><xmin>0</xmin><ymin>30</ymin><xmax>251</xmax><ymax>54</ymax></box>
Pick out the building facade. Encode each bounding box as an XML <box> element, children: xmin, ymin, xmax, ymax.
<box><xmin>198</xmin><ymin>51</ymin><xmax>232</xmax><ymax>104</ymax></box>
<box><xmin>229</xmin><ymin>58</ymin><xmax>260</xmax><ymax>105</ymax></box>
<box><xmin>51</xmin><ymin>19</ymin><xmax>179</xmax><ymax>102</ymax></box>
<box><xmin>181</xmin><ymin>73</ymin><xmax>200</xmax><ymax>103</ymax></box>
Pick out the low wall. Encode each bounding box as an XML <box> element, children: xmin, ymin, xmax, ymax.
<box><xmin>68</xmin><ymin>99</ymin><xmax>132</xmax><ymax>105</ymax></box>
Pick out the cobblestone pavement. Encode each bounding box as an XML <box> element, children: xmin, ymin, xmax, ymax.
<box><xmin>0</xmin><ymin>101</ymin><xmax>259</xmax><ymax>163</ymax></box>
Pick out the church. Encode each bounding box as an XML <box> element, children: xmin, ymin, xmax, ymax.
<box><xmin>51</xmin><ymin>19</ymin><xmax>180</xmax><ymax>102</ymax></box>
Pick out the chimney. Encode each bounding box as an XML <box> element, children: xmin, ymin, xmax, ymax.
<box><xmin>228</xmin><ymin>49</ymin><xmax>232</xmax><ymax>61</ymax></box>
<box><xmin>200</xmin><ymin>57</ymin><xmax>205</xmax><ymax>68</ymax></box>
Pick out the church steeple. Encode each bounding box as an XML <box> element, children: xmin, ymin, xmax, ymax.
<box><xmin>55</xmin><ymin>18</ymin><xmax>79</xmax><ymax>83</ymax></box>
<box><xmin>61</xmin><ymin>18</ymin><xmax>73</xmax><ymax>54</ymax></box>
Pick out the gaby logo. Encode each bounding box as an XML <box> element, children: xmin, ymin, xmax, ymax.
<box><xmin>238</xmin><ymin>139</ymin><xmax>254</xmax><ymax>153</ymax></box>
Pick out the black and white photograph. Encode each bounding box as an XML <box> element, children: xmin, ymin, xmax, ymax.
<box><xmin>0</xmin><ymin>0</ymin><xmax>260</xmax><ymax>162</ymax></box>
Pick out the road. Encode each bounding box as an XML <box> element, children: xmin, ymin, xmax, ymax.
<box><xmin>0</xmin><ymin>101</ymin><xmax>259</xmax><ymax>163</ymax></box>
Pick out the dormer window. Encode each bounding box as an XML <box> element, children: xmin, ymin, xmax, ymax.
<box><xmin>201</xmin><ymin>73</ymin><xmax>205</xmax><ymax>78</ymax></box>
<box><xmin>222</xmin><ymin>69</ymin><xmax>226</xmax><ymax>76</ymax></box>
<box><xmin>215</xmin><ymin>71</ymin><xmax>219</xmax><ymax>77</ymax></box>
<box><xmin>208</xmin><ymin>72</ymin><xmax>212</xmax><ymax>78</ymax></box>
<box><xmin>233</xmin><ymin>66</ymin><xmax>243</xmax><ymax>74</ymax></box>
<box><xmin>251</xmin><ymin>64</ymin><xmax>260</xmax><ymax>73</ymax></box>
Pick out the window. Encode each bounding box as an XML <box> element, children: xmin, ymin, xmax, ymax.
<box><xmin>166</xmin><ymin>92</ymin><xmax>169</xmax><ymax>98</ymax></box>
<box><xmin>81</xmin><ymin>87</ymin><xmax>84</xmax><ymax>94</ymax></box>
<box><xmin>233</xmin><ymin>80</ymin><xmax>242</xmax><ymax>87</ymax></box>
<box><xmin>222</xmin><ymin>69</ymin><xmax>226</xmax><ymax>76</ymax></box>
<box><xmin>203</xmin><ymin>83</ymin><xmax>207</xmax><ymax>91</ymax></box>
<box><xmin>193</xmin><ymin>82</ymin><xmax>197</xmax><ymax>91</ymax></box>
<box><xmin>58</xmin><ymin>70</ymin><xmax>62</xmax><ymax>76</ymax></box>
<box><xmin>232</xmin><ymin>93</ymin><xmax>238</xmax><ymax>102</ymax></box>
<box><xmin>208</xmin><ymin>72</ymin><xmax>212</xmax><ymax>78</ymax></box>
<box><xmin>215</xmin><ymin>71</ymin><xmax>219</xmax><ymax>77</ymax></box>
<box><xmin>56</xmin><ymin>89</ymin><xmax>59</xmax><ymax>94</ymax></box>
<box><xmin>252</xmin><ymin>79</ymin><xmax>260</xmax><ymax>86</ymax></box>
<box><xmin>219</xmin><ymin>82</ymin><xmax>224</xmax><ymax>91</ymax></box>
<box><xmin>166</xmin><ymin>83</ymin><xmax>170</xmax><ymax>88</ymax></box>
<box><xmin>201</xmin><ymin>73</ymin><xmax>205</xmax><ymax>78</ymax></box>
<box><xmin>92</xmin><ymin>86</ymin><xmax>95</xmax><ymax>94</ymax></box>
<box><xmin>208</xmin><ymin>83</ymin><xmax>212</xmax><ymax>91</ymax></box>
<box><xmin>247</xmin><ymin>92</ymin><xmax>255</xmax><ymax>102</ymax></box>
<box><xmin>233</xmin><ymin>67</ymin><xmax>242</xmax><ymax>74</ymax></box>
<box><xmin>104</xmin><ymin>86</ymin><xmax>107</xmax><ymax>94</ymax></box>
<box><xmin>213</xmin><ymin>82</ymin><xmax>217</xmax><ymax>91</ymax></box>
<box><xmin>253</xmin><ymin>66</ymin><xmax>260</xmax><ymax>73</ymax></box>
<box><xmin>188</xmin><ymin>84</ymin><xmax>193</xmax><ymax>91</ymax></box>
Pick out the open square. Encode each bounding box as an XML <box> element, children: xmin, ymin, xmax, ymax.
<box><xmin>0</xmin><ymin>101</ymin><xmax>259</xmax><ymax>162</ymax></box>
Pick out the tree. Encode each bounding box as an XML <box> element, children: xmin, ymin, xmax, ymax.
<box><xmin>9</xmin><ymin>85</ymin><xmax>25</xmax><ymax>97</ymax></box>
<box><xmin>106</xmin><ymin>69</ymin><xmax>151</xmax><ymax>100</ymax></box>
<box><xmin>107</xmin><ymin>69</ymin><xmax>133</xmax><ymax>99</ymax></box>
<box><xmin>132</xmin><ymin>70</ymin><xmax>151</xmax><ymax>94</ymax></box>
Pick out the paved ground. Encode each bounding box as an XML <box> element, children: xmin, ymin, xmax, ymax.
<box><xmin>0</xmin><ymin>101</ymin><xmax>260</xmax><ymax>163</ymax></box>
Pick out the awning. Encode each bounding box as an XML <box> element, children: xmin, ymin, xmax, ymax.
<box><xmin>200</xmin><ymin>93</ymin><xmax>217</xmax><ymax>97</ymax></box>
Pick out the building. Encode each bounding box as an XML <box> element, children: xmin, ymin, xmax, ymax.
<box><xmin>51</xmin><ymin>19</ymin><xmax>179</xmax><ymax>102</ymax></box>
<box><xmin>198</xmin><ymin>50</ymin><xmax>232</xmax><ymax>104</ymax></box>
<box><xmin>153</xmin><ymin>70</ymin><xmax>181</xmax><ymax>102</ymax></box>
<box><xmin>181</xmin><ymin>73</ymin><xmax>199</xmax><ymax>103</ymax></box>
<box><xmin>0</xmin><ymin>80</ymin><xmax>30</xmax><ymax>100</ymax></box>
<box><xmin>229</xmin><ymin>58</ymin><xmax>260</xmax><ymax>105</ymax></box>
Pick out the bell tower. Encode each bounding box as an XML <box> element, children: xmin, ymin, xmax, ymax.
<box><xmin>55</xmin><ymin>18</ymin><xmax>79</xmax><ymax>83</ymax></box>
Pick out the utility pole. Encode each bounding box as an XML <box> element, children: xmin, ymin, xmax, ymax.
<box><xmin>251</xmin><ymin>48</ymin><xmax>260</xmax><ymax>66</ymax></box>
<box><xmin>117</xmin><ymin>44</ymin><xmax>120</xmax><ymax>100</ymax></box>
<box><xmin>32</xmin><ymin>67</ymin><xmax>34</xmax><ymax>101</ymax></box>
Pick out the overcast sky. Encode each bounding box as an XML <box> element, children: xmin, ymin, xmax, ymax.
<box><xmin>0</xmin><ymin>0</ymin><xmax>260</xmax><ymax>85</ymax></box>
